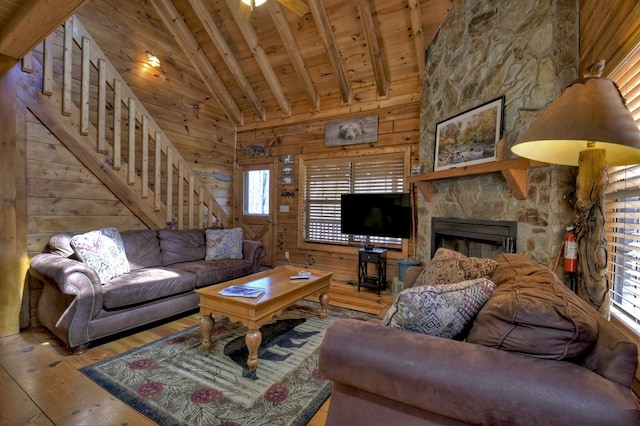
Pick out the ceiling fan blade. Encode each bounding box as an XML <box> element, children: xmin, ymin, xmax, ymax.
<box><xmin>237</xmin><ymin>0</ymin><xmax>251</xmax><ymax>22</ymax></box>
<box><xmin>277</xmin><ymin>0</ymin><xmax>309</xmax><ymax>17</ymax></box>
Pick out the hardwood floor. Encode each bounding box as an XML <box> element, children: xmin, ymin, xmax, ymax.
<box><xmin>0</xmin><ymin>281</ymin><xmax>394</xmax><ymax>425</ymax></box>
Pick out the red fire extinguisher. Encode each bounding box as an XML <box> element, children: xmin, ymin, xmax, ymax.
<box><xmin>563</xmin><ymin>226</ymin><xmax>578</xmax><ymax>273</ymax></box>
<box><xmin>563</xmin><ymin>226</ymin><xmax>578</xmax><ymax>292</ymax></box>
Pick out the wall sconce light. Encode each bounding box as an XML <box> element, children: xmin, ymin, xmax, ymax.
<box><xmin>145</xmin><ymin>51</ymin><xmax>161</xmax><ymax>68</ymax></box>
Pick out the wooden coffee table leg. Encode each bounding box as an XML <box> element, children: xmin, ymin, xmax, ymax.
<box><xmin>200</xmin><ymin>313</ymin><xmax>214</xmax><ymax>350</ymax></box>
<box><xmin>319</xmin><ymin>292</ymin><xmax>329</xmax><ymax>319</ymax></box>
<box><xmin>246</xmin><ymin>328</ymin><xmax>262</xmax><ymax>370</ymax></box>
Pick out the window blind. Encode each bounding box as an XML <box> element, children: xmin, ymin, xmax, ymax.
<box><xmin>303</xmin><ymin>153</ymin><xmax>406</xmax><ymax>247</ymax></box>
<box><xmin>606</xmin><ymin>46</ymin><xmax>640</xmax><ymax>326</ymax></box>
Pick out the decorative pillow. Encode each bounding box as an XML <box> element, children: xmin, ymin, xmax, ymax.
<box><xmin>414</xmin><ymin>247</ymin><xmax>497</xmax><ymax>287</ymax></box>
<box><xmin>467</xmin><ymin>253</ymin><xmax>598</xmax><ymax>360</ymax></box>
<box><xmin>205</xmin><ymin>228</ymin><xmax>243</xmax><ymax>260</ymax></box>
<box><xmin>70</xmin><ymin>227</ymin><xmax>130</xmax><ymax>283</ymax></box>
<box><xmin>382</xmin><ymin>278</ymin><xmax>496</xmax><ymax>339</ymax></box>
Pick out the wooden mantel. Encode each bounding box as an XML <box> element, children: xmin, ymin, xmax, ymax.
<box><xmin>407</xmin><ymin>158</ymin><xmax>549</xmax><ymax>201</ymax></box>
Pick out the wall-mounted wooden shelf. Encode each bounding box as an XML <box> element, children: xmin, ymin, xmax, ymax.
<box><xmin>407</xmin><ymin>158</ymin><xmax>549</xmax><ymax>201</ymax></box>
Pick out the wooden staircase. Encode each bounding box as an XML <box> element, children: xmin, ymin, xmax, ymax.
<box><xmin>15</xmin><ymin>16</ymin><xmax>228</xmax><ymax>230</ymax></box>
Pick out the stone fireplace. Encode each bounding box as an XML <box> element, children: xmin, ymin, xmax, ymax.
<box><xmin>416</xmin><ymin>0</ymin><xmax>578</xmax><ymax>267</ymax></box>
<box><xmin>432</xmin><ymin>217</ymin><xmax>517</xmax><ymax>259</ymax></box>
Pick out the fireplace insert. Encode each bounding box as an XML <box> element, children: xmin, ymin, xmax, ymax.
<box><xmin>431</xmin><ymin>217</ymin><xmax>517</xmax><ymax>259</ymax></box>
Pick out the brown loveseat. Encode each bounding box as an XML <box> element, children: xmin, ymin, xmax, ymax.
<box><xmin>29</xmin><ymin>227</ymin><xmax>265</xmax><ymax>354</ymax></box>
<box><xmin>319</xmin><ymin>252</ymin><xmax>640</xmax><ymax>425</ymax></box>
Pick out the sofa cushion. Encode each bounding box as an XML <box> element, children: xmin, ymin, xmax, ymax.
<box><xmin>120</xmin><ymin>229</ymin><xmax>162</xmax><ymax>270</ymax></box>
<box><xmin>70</xmin><ymin>227</ymin><xmax>131</xmax><ymax>283</ymax></box>
<box><xmin>158</xmin><ymin>229</ymin><xmax>207</xmax><ymax>266</ymax></box>
<box><xmin>382</xmin><ymin>278</ymin><xmax>496</xmax><ymax>339</ymax></box>
<box><xmin>205</xmin><ymin>227</ymin><xmax>243</xmax><ymax>260</ymax></box>
<box><xmin>467</xmin><ymin>253</ymin><xmax>599</xmax><ymax>360</ymax></box>
<box><xmin>170</xmin><ymin>259</ymin><xmax>257</xmax><ymax>288</ymax></box>
<box><xmin>102</xmin><ymin>267</ymin><xmax>196</xmax><ymax>309</ymax></box>
<box><xmin>414</xmin><ymin>247</ymin><xmax>497</xmax><ymax>287</ymax></box>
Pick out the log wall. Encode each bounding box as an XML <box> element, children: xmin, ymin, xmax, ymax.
<box><xmin>580</xmin><ymin>0</ymin><xmax>640</xmax><ymax>73</ymax></box>
<box><xmin>236</xmin><ymin>103</ymin><xmax>421</xmax><ymax>285</ymax></box>
<box><xmin>7</xmin><ymin>0</ymin><xmax>640</xmax><ymax>333</ymax></box>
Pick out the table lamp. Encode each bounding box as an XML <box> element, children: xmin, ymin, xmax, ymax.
<box><xmin>512</xmin><ymin>62</ymin><xmax>640</xmax><ymax>317</ymax></box>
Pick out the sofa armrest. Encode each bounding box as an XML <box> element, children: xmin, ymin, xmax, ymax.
<box><xmin>30</xmin><ymin>253</ymin><xmax>104</xmax><ymax>349</ymax></box>
<box><xmin>319</xmin><ymin>319</ymin><xmax>640</xmax><ymax>425</ymax></box>
<box><xmin>242</xmin><ymin>240</ymin><xmax>266</xmax><ymax>272</ymax></box>
<box><xmin>30</xmin><ymin>253</ymin><xmax>102</xmax><ymax>294</ymax></box>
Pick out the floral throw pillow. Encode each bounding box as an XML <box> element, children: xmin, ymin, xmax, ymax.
<box><xmin>205</xmin><ymin>228</ymin><xmax>243</xmax><ymax>260</ymax></box>
<box><xmin>70</xmin><ymin>227</ymin><xmax>130</xmax><ymax>284</ymax></box>
<box><xmin>382</xmin><ymin>278</ymin><xmax>497</xmax><ymax>339</ymax></box>
<box><xmin>414</xmin><ymin>247</ymin><xmax>497</xmax><ymax>287</ymax></box>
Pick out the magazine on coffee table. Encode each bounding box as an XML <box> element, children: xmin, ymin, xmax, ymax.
<box><xmin>218</xmin><ymin>285</ymin><xmax>265</xmax><ymax>298</ymax></box>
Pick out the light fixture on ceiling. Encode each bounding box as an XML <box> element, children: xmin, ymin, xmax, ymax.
<box><xmin>145</xmin><ymin>50</ymin><xmax>161</xmax><ymax>68</ymax></box>
<box><xmin>512</xmin><ymin>61</ymin><xmax>640</xmax><ymax>318</ymax></box>
<box><xmin>241</xmin><ymin>0</ymin><xmax>267</xmax><ymax>10</ymax></box>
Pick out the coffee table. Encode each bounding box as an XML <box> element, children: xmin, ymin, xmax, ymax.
<box><xmin>195</xmin><ymin>266</ymin><xmax>332</xmax><ymax>370</ymax></box>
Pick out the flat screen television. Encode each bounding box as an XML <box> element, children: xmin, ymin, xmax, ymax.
<box><xmin>340</xmin><ymin>193</ymin><xmax>411</xmax><ymax>242</ymax></box>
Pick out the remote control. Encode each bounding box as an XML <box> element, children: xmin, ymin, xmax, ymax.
<box><xmin>290</xmin><ymin>275</ymin><xmax>310</xmax><ymax>280</ymax></box>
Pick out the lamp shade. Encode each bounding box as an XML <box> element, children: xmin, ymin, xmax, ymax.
<box><xmin>512</xmin><ymin>77</ymin><xmax>640</xmax><ymax>166</ymax></box>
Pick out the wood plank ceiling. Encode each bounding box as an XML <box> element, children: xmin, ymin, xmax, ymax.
<box><xmin>0</xmin><ymin>0</ymin><xmax>452</xmax><ymax>130</ymax></box>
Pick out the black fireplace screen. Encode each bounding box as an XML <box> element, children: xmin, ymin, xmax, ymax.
<box><xmin>431</xmin><ymin>217</ymin><xmax>517</xmax><ymax>259</ymax></box>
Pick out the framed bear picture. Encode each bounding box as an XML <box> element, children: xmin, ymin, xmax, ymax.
<box><xmin>325</xmin><ymin>115</ymin><xmax>378</xmax><ymax>146</ymax></box>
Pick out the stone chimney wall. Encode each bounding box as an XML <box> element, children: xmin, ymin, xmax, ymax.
<box><xmin>417</xmin><ymin>0</ymin><xmax>579</xmax><ymax>270</ymax></box>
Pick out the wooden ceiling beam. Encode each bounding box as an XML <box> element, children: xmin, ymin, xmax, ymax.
<box><xmin>150</xmin><ymin>0</ymin><xmax>244</xmax><ymax>125</ymax></box>
<box><xmin>408</xmin><ymin>0</ymin><xmax>425</xmax><ymax>83</ymax></box>
<box><xmin>0</xmin><ymin>0</ymin><xmax>90</xmax><ymax>60</ymax></box>
<box><xmin>278</xmin><ymin>0</ymin><xmax>310</xmax><ymax>17</ymax></box>
<box><xmin>308</xmin><ymin>0</ymin><xmax>352</xmax><ymax>104</ymax></box>
<box><xmin>188</xmin><ymin>0</ymin><xmax>266</xmax><ymax>121</ymax></box>
<box><xmin>355</xmin><ymin>0</ymin><xmax>389</xmax><ymax>98</ymax></box>
<box><xmin>267</xmin><ymin>0</ymin><xmax>319</xmax><ymax>111</ymax></box>
<box><xmin>225</xmin><ymin>0</ymin><xmax>292</xmax><ymax>118</ymax></box>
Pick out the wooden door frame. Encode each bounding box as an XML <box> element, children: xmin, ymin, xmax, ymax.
<box><xmin>234</xmin><ymin>158</ymin><xmax>278</xmax><ymax>266</ymax></box>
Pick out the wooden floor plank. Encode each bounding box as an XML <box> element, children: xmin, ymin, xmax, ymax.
<box><xmin>0</xmin><ymin>365</ymin><xmax>54</xmax><ymax>425</ymax></box>
<box><xmin>0</xmin><ymin>280</ymin><xmax>394</xmax><ymax>425</ymax></box>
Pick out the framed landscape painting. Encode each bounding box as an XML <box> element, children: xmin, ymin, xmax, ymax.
<box><xmin>434</xmin><ymin>97</ymin><xmax>504</xmax><ymax>171</ymax></box>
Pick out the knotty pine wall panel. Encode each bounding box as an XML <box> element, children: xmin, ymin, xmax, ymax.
<box><xmin>76</xmin><ymin>2</ymin><xmax>237</xmax><ymax>187</ymax></box>
<box><xmin>580</xmin><ymin>0</ymin><xmax>640</xmax><ymax>73</ymax></box>
<box><xmin>237</xmin><ymin>104</ymin><xmax>420</xmax><ymax>285</ymax></box>
<box><xmin>32</xmin><ymin>24</ymin><xmax>234</xmax><ymax>226</ymax></box>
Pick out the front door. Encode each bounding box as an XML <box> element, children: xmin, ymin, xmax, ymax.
<box><xmin>237</xmin><ymin>161</ymin><xmax>276</xmax><ymax>266</ymax></box>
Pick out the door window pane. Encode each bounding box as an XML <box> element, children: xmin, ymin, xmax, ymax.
<box><xmin>244</xmin><ymin>169</ymin><xmax>270</xmax><ymax>215</ymax></box>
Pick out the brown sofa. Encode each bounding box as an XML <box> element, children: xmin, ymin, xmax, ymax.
<box><xmin>29</xmin><ymin>228</ymin><xmax>265</xmax><ymax>354</ymax></box>
<box><xmin>319</xmin><ymin>253</ymin><xmax>640</xmax><ymax>425</ymax></box>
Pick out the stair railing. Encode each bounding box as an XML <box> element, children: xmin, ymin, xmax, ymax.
<box><xmin>22</xmin><ymin>15</ymin><xmax>229</xmax><ymax>230</ymax></box>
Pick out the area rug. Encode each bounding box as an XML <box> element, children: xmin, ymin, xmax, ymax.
<box><xmin>80</xmin><ymin>300</ymin><xmax>374</xmax><ymax>426</ymax></box>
